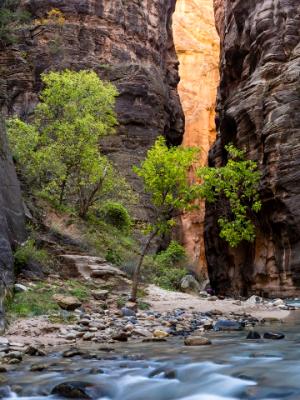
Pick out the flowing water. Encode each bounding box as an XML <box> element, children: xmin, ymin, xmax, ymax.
<box><xmin>2</xmin><ymin>313</ymin><xmax>300</xmax><ymax>400</ymax></box>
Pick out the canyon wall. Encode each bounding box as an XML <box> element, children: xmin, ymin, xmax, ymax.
<box><xmin>4</xmin><ymin>0</ymin><xmax>184</xmax><ymax>222</ymax></box>
<box><xmin>173</xmin><ymin>0</ymin><xmax>219</xmax><ymax>276</ymax></box>
<box><xmin>207</xmin><ymin>0</ymin><xmax>300</xmax><ymax>297</ymax></box>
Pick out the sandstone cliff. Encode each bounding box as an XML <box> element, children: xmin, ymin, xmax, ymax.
<box><xmin>173</xmin><ymin>0</ymin><xmax>219</xmax><ymax>276</ymax></box>
<box><xmin>206</xmin><ymin>0</ymin><xmax>300</xmax><ymax>297</ymax></box>
<box><xmin>4</xmin><ymin>0</ymin><xmax>184</xmax><ymax>221</ymax></box>
<box><xmin>0</xmin><ymin>116</ymin><xmax>25</xmax><ymax>293</ymax></box>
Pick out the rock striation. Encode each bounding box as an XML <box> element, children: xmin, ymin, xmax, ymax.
<box><xmin>3</xmin><ymin>0</ymin><xmax>184</xmax><ymax>221</ymax></box>
<box><xmin>206</xmin><ymin>0</ymin><xmax>300</xmax><ymax>297</ymax></box>
<box><xmin>173</xmin><ymin>0</ymin><xmax>219</xmax><ymax>276</ymax></box>
<box><xmin>0</xmin><ymin>115</ymin><xmax>25</xmax><ymax>330</ymax></box>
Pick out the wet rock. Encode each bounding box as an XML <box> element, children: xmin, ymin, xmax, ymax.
<box><xmin>246</xmin><ymin>331</ymin><xmax>261</xmax><ymax>340</ymax></box>
<box><xmin>214</xmin><ymin>320</ymin><xmax>243</xmax><ymax>331</ymax></box>
<box><xmin>62</xmin><ymin>348</ymin><xmax>85</xmax><ymax>358</ymax></box>
<box><xmin>142</xmin><ymin>337</ymin><xmax>167</xmax><ymax>343</ymax></box>
<box><xmin>0</xmin><ymin>366</ymin><xmax>7</xmax><ymax>373</ymax></box>
<box><xmin>91</xmin><ymin>290</ymin><xmax>109</xmax><ymax>301</ymax></box>
<box><xmin>51</xmin><ymin>382</ymin><xmax>94</xmax><ymax>399</ymax></box>
<box><xmin>30</xmin><ymin>363</ymin><xmax>48</xmax><ymax>372</ymax></box>
<box><xmin>0</xmin><ymin>375</ymin><xmax>8</xmax><ymax>384</ymax></box>
<box><xmin>263</xmin><ymin>332</ymin><xmax>285</xmax><ymax>340</ymax></box>
<box><xmin>208</xmin><ymin>296</ymin><xmax>218</xmax><ymax>301</ymax></box>
<box><xmin>53</xmin><ymin>294</ymin><xmax>82</xmax><ymax>311</ymax></box>
<box><xmin>184</xmin><ymin>336</ymin><xmax>212</xmax><ymax>346</ymax></box>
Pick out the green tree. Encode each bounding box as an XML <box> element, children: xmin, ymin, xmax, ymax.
<box><xmin>0</xmin><ymin>0</ymin><xmax>30</xmax><ymax>46</ymax></box>
<box><xmin>197</xmin><ymin>144</ymin><xmax>262</xmax><ymax>247</ymax></box>
<box><xmin>7</xmin><ymin>70</ymin><xmax>121</xmax><ymax>218</ymax></box>
<box><xmin>131</xmin><ymin>136</ymin><xmax>199</xmax><ymax>301</ymax></box>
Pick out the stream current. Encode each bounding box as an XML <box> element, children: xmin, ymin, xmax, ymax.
<box><xmin>2</xmin><ymin>311</ymin><xmax>300</xmax><ymax>400</ymax></box>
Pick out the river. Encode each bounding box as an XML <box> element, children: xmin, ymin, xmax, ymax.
<box><xmin>2</xmin><ymin>312</ymin><xmax>300</xmax><ymax>400</ymax></box>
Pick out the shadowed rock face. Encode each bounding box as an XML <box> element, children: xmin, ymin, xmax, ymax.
<box><xmin>0</xmin><ymin>116</ymin><xmax>25</xmax><ymax>330</ymax></box>
<box><xmin>3</xmin><ymin>0</ymin><xmax>184</xmax><ymax>221</ymax></box>
<box><xmin>206</xmin><ymin>0</ymin><xmax>300</xmax><ymax>297</ymax></box>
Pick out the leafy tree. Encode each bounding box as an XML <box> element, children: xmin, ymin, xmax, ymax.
<box><xmin>7</xmin><ymin>69</ymin><xmax>121</xmax><ymax>218</ymax></box>
<box><xmin>197</xmin><ymin>144</ymin><xmax>262</xmax><ymax>247</ymax></box>
<box><xmin>0</xmin><ymin>0</ymin><xmax>30</xmax><ymax>46</ymax></box>
<box><xmin>131</xmin><ymin>136</ymin><xmax>199</xmax><ymax>301</ymax></box>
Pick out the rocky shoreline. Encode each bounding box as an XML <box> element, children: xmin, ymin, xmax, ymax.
<box><xmin>0</xmin><ymin>288</ymin><xmax>296</xmax><ymax>372</ymax></box>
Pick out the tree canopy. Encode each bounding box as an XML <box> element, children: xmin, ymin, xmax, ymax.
<box><xmin>7</xmin><ymin>69</ymin><xmax>126</xmax><ymax>218</ymax></box>
<box><xmin>197</xmin><ymin>144</ymin><xmax>262</xmax><ymax>247</ymax></box>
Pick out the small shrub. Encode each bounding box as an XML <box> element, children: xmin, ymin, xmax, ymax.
<box><xmin>153</xmin><ymin>266</ymin><xmax>187</xmax><ymax>291</ymax></box>
<box><xmin>100</xmin><ymin>201</ymin><xmax>132</xmax><ymax>233</ymax></box>
<box><xmin>14</xmin><ymin>239</ymin><xmax>49</xmax><ymax>270</ymax></box>
<box><xmin>105</xmin><ymin>248</ymin><xmax>122</xmax><ymax>265</ymax></box>
<box><xmin>145</xmin><ymin>241</ymin><xmax>188</xmax><ymax>291</ymax></box>
<box><xmin>155</xmin><ymin>241</ymin><xmax>186</xmax><ymax>267</ymax></box>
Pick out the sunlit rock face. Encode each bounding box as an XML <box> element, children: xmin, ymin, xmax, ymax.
<box><xmin>206</xmin><ymin>0</ymin><xmax>300</xmax><ymax>297</ymax></box>
<box><xmin>173</xmin><ymin>0</ymin><xmax>219</xmax><ymax>276</ymax></box>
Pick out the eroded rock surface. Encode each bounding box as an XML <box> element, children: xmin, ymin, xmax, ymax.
<box><xmin>206</xmin><ymin>0</ymin><xmax>300</xmax><ymax>297</ymax></box>
<box><xmin>3</xmin><ymin>0</ymin><xmax>184</xmax><ymax>222</ymax></box>
<box><xmin>173</xmin><ymin>0</ymin><xmax>219</xmax><ymax>276</ymax></box>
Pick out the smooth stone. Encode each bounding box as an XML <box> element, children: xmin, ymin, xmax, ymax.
<box><xmin>208</xmin><ymin>296</ymin><xmax>218</xmax><ymax>301</ymax></box>
<box><xmin>112</xmin><ymin>332</ymin><xmax>128</xmax><ymax>342</ymax></box>
<box><xmin>51</xmin><ymin>382</ymin><xmax>94</xmax><ymax>399</ymax></box>
<box><xmin>121</xmin><ymin>307</ymin><xmax>136</xmax><ymax>317</ymax></box>
<box><xmin>214</xmin><ymin>320</ymin><xmax>243</xmax><ymax>331</ymax></box>
<box><xmin>62</xmin><ymin>348</ymin><xmax>84</xmax><ymax>358</ymax></box>
<box><xmin>246</xmin><ymin>331</ymin><xmax>261</xmax><ymax>340</ymax></box>
<box><xmin>153</xmin><ymin>329</ymin><xmax>169</xmax><ymax>338</ymax></box>
<box><xmin>14</xmin><ymin>283</ymin><xmax>28</xmax><ymax>293</ymax></box>
<box><xmin>30</xmin><ymin>363</ymin><xmax>48</xmax><ymax>372</ymax></box>
<box><xmin>263</xmin><ymin>332</ymin><xmax>285</xmax><ymax>340</ymax></box>
<box><xmin>184</xmin><ymin>336</ymin><xmax>212</xmax><ymax>346</ymax></box>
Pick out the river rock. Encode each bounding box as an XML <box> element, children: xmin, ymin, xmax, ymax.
<box><xmin>246</xmin><ymin>331</ymin><xmax>261</xmax><ymax>340</ymax></box>
<box><xmin>263</xmin><ymin>332</ymin><xmax>285</xmax><ymax>340</ymax></box>
<box><xmin>153</xmin><ymin>329</ymin><xmax>169</xmax><ymax>338</ymax></box>
<box><xmin>112</xmin><ymin>332</ymin><xmax>128</xmax><ymax>342</ymax></box>
<box><xmin>184</xmin><ymin>336</ymin><xmax>212</xmax><ymax>346</ymax></box>
<box><xmin>51</xmin><ymin>382</ymin><xmax>94</xmax><ymax>399</ymax></box>
<box><xmin>53</xmin><ymin>294</ymin><xmax>82</xmax><ymax>311</ymax></box>
<box><xmin>214</xmin><ymin>320</ymin><xmax>243</xmax><ymax>331</ymax></box>
<box><xmin>121</xmin><ymin>307</ymin><xmax>136</xmax><ymax>317</ymax></box>
<box><xmin>273</xmin><ymin>299</ymin><xmax>285</xmax><ymax>307</ymax></box>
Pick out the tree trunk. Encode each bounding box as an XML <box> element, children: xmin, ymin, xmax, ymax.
<box><xmin>59</xmin><ymin>178</ymin><xmax>67</xmax><ymax>205</ymax></box>
<box><xmin>130</xmin><ymin>229</ymin><xmax>158</xmax><ymax>302</ymax></box>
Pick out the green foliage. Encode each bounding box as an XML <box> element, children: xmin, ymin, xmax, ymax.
<box><xmin>14</xmin><ymin>239</ymin><xmax>49</xmax><ymax>270</ymax></box>
<box><xmin>0</xmin><ymin>0</ymin><xmax>30</xmax><ymax>46</ymax></box>
<box><xmin>145</xmin><ymin>241</ymin><xmax>188</xmax><ymax>291</ymax></box>
<box><xmin>65</xmin><ymin>279</ymin><xmax>89</xmax><ymax>301</ymax></box>
<box><xmin>6</xmin><ymin>284</ymin><xmax>59</xmax><ymax>317</ymax></box>
<box><xmin>133</xmin><ymin>136</ymin><xmax>199</xmax><ymax>236</ymax></box>
<box><xmin>155</xmin><ymin>240</ymin><xmax>187</xmax><ymax>267</ymax></box>
<box><xmin>100</xmin><ymin>201</ymin><xmax>132</xmax><ymax>232</ymax></box>
<box><xmin>7</xmin><ymin>70</ymin><xmax>130</xmax><ymax>218</ymax></box>
<box><xmin>197</xmin><ymin>144</ymin><xmax>262</xmax><ymax>247</ymax></box>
